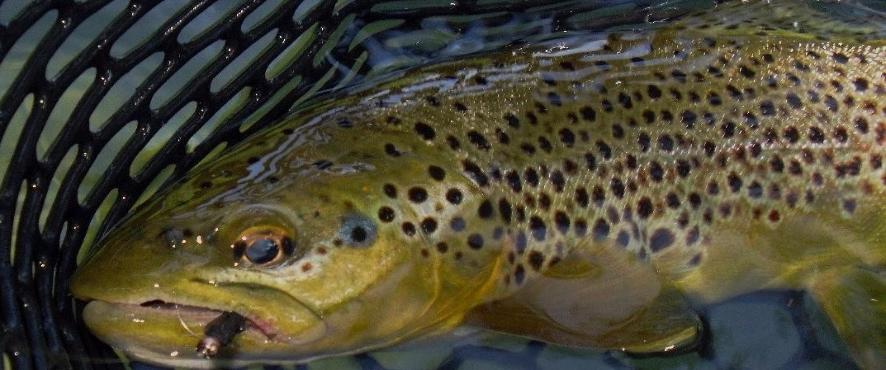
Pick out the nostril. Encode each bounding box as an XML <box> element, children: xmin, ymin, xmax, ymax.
<box><xmin>160</xmin><ymin>227</ymin><xmax>189</xmax><ymax>248</ymax></box>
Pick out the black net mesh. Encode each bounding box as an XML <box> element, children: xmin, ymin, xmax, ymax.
<box><xmin>1</xmin><ymin>1</ymin><xmax>707</xmax><ymax>368</ymax></box>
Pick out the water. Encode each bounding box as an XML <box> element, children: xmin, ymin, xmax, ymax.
<box><xmin>0</xmin><ymin>0</ymin><xmax>877</xmax><ymax>368</ymax></box>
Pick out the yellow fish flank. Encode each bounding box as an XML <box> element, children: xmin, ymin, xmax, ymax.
<box><xmin>71</xmin><ymin>2</ymin><xmax>885</xmax><ymax>368</ymax></box>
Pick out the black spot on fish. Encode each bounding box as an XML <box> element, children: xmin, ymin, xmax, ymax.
<box><xmin>554</xmin><ymin>211</ymin><xmax>570</xmax><ymax>234</ymax></box>
<box><xmin>688</xmin><ymin>192</ymin><xmax>702</xmax><ymax>209</ymax></box>
<box><xmin>420</xmin><ymin>218</ymin><xmax>438</xmax><ymax>234</ymax></box>
<box><xmin>446</xmin><ymin>188</ymin><xmax>463</xmax><ymax>205</ymax></box>
<box><xmin>597</xmin><ymin>141</ymin><xmax>612</xmax><ymax>159</ymax></box>
<box><xmin>499</xmin><ymin>199</ymin><xmax>513</xmax><ymax>223</ymax></box>
<box><xmin>505</xmin><ymin>171</ymin><xmax>522</xmax><ymax>192</ymax></box>
<box><xmin>538</xmin><ymin>136</ymin><xmax>553</xmax><ymax>153</ymax></box>
<box><xmin>408</xmin><ymin>187</ymin><xmax>428</xmax><ymax>203</ymax></box>
<box><xmin>638</xmin><ymin>133</ymin><xmax>651</xmax><ymax>152</ymax></box>
<box><xmin>676</xmin><ymin>160</ymin><xmax>691</xmax><ymax>177</ymax></box>
<box><xmin>611</xmin><ymin>124</ymin><xmax>625</xmax><ymax>139</ymax></box>
<box><xmin>467</xmin><ymin>234</ymin><xmax>484</xmax><ymax>249</ymax></box>
<box><xmin>584</xmin><ymin>152</ymin><xmax>598</xmax><ymax>169</ymax></box>
<box><xmin>575</xmin><ymin>187</ymin><xmax>589</xmax><ymax>208</ymax></box>
<box><xmin>495</xmin><ymin>128</ymin><xmax>510</xmax><ymax>144</ymax></box>
<box><xmin>824</xmin><ymin>95</ymin><xmax>839</xmax><ymax>112</ymax></box>
<box><xmin>592</xmin><ymin>218</ymin><xmax>610</xmax><ymax>241</ymax></box>
<box><xmin>642</xmin><ymin>110</ymin><xmax>655</xmax><ymax>124</ymax></box>
<box><xmin>809</xmin><ymin>127</ymin><xmax>826</xmax><ymax>143</ymax></box>
<box><xmin>505</xmin><ymin>113</ymin><xmax>520</xmax><ymax>128</ymax></box>
<box><xmin>514</xmin><ymin>264</ymin><xmax>525</xmax><ymax>284</ymax></box>
<box><xmin>520</xmin><ymin>143</ymin><xmax>536</xmax><ymax>154</ymax></box>
<box><xmin>743</xmin><ymin>112</ymin><xmax>759</xmax><ymax>128</ymax></box>
<box><xmin>384</xmin><ymin>143</ymin><xmax>401</xmax><ymax>157</ymax></box>
<box><xmin>852</xmin><ymin>78</ymin><xmax>868</xmax><ymax>92</ymax></box>
<box><xmin>784</xmin><ymin>95</ymin><xmax>802</xmax><ymax>112</ymax></box>
<box><xmin>414</xmin><ymin>122</ymin><xmax>435</xmax><ymax>140</ymax></box>
<box><xmin>528</xmin><ymin>251</ymin><xmax>544</xmax><ymax>271</ymax></box>
<box><xmin>760</xmin><ymin>100</ymin><xmax>775</xmax><ymax>116</ymax></box>
<box><xmin>832</xmin><ymin>52</ymin><xmax>849</xmax><ymax>64</ymax></box>
<box><xmin>383</xmin><ymin>184</ymin><xmax>397</xmax><ymax>198</ymax></box>
<box><xmin>649</xmin><ymin>161</ymin><xmax>664</xmax><ymax>182</ymax></box>
<box><xmin>549</xmin><ymin>171</ymin><xmax>566</xmax><ymax>192</ymax></box>
<box><xmin>658</xmin><ymin>134</ymin><xmax>674</xmax><ymax>151</ymax></box>
<box><xmin>401</xmin><ymin>222</ymin><xmax>416</xmax><ymax>236</ymax></box>
<box><xmin>538</xmin><ymin>193</ymin><xmax>552</xmax><ymax>211</ymax></box>
<box><xmin>580</xmin><ymin>106</ymin><xmax>596</xmax><ymax>121</ymax></box>
<box><xmin>529</xmin><ymin>216</ymin><xmax>547</xmax><ymax>241</ymax></box>
<box><xmin>467</xmin><ymin>131</ymin><xmax>491</xmax><ymax>150</ymax></box>
<box><xmin>770</xmin><ymin>156</ymin><xmax>785</xmax><ymax>172</ymax></box>
<box><xmin>428</xmin><ymin>165</ymin><xmax>446</xmax><ymax>181</ymax></box>
<box><xmin>649</xmin><ymin>228</ymin><xmax>675</xmax><ymax>252</ymax></box>
<box><xmin>666</xmin><ymin>192</ymin><xmax>680</xmax><ymax>209</ymax></box>
<box><xmin>647</xmin><ymin>85</ymin><xmax>662</xmax><ymax>99</ymax></box>
<box><xmin>463</xmin><ymin>160</ymin><xmax>489</xmax><ymax>187</ymax></box>
<box><xmin>748</xmin><ymin>181</ymin><xmax>763</xmax><ymax>198</ymax></box>
<box><xmin>446</xmin><ymin>135</ymin><xmax>460</xmax><ymax>150</ymax></box>
<box><xmin>478</xmin><ymin>200</ymin><xmax>494</xmax><ymax>219</ymax></box>
<box><xmin>618</xmin><ymin>92</ymin><xmax>633</xmax><ymax>109</ymax></box>
<box><xmin>378</xmin><ymin>207</ymin><xmax>395</xmax><ymax>222</ymax></box>
<box><xmin>738</xmin><ymin>65</ymin><xmax>755</xmax><ymax>78</ymax></box>
<box><xmin>559</xmin><ymin>128</ymin><xmax>576</xmax><ymax>147</ymax></box>
<box><xmin>563</xmin><ymin>159</ymin><xmax>578</xmax><ymax>175</ymax></box>
<box><xmin>727</xmin><ymin>172</ymin><xmax>742</xmax><ymax>192</ymax></box>
<box><xmin>524</xmin><ymin>168</ymin><xmax>540</xmax><ymax>187</ymax></box>
<box><xmin>637</xmin><ymin>197</ymin><xmax>653</xmax><ymax>219</ymax></box>
<box><xmin>721</xmin><ymin>121</ymin><xmax>735</xmax><ymax>138</ymax></box>
<box><xmin>450</xmin><ymin>217</ymin><xmax>466</xmax><ymax>232</ymax></box>
<box><xmin>610</xmin><ymin>178</ymin><xmax>625</xmax><ymax>199</ymax></box>
<box><xmin>854</xmin><ymin>117</ymin><xmax>868</xmax><ymax>134</ymax></box>
<box><xmin>591</xmin><ymin>186</ymin><xmax>605</xmax><ymax>207</ymax></box>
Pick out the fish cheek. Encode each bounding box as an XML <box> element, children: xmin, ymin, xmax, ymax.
<box><xmin>281</xmin><ymin>233</ymin><xmax>450</xmax><ymax>352</ymax></box>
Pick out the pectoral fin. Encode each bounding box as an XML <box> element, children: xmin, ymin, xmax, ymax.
<box><xmin>466</xmin><ymin>246</ymin><xmax>701</xmax><ymax>354</ymax></box>
<box><xmin>808</xmin><ymin>266</ymin><xmax>885</xmax><ymax>369</ymax></box>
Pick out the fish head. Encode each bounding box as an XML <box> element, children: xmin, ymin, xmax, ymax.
<box><xmin>70</xmin><ymin>124</ymin><xmax>506</xmax><ymax>367</ymax></box>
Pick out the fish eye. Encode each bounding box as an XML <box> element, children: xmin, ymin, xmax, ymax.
<box><xmin>233</xmin><ymin>227</ymin><xmax>294</xmax><ymax>266</ymax></box>
<box><xmin>338</xmin><ymin>214</ymin><xmax>377</xmax><ymax>247</ymax></box>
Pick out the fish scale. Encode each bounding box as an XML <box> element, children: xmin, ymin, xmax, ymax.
<box><xmin>70</xmin><ymin>1</ymin><xmax>886</xmax><ymax>367</ymax></box>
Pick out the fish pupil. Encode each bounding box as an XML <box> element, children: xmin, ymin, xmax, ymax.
<box><xmin>351</xmin><ymin>227</ymin><xmax>367</xmax><ymax>243</ymax></box>
<box><xmin>246</xmin><ymin>238</ymin><xmax>279</xmax><ymax>264</ymax></box>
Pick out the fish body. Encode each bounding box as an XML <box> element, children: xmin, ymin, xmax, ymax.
<box><xmin>71</xmin><ymin>1</ymin><xmax>885</xmax><ymax>368</ymax></box>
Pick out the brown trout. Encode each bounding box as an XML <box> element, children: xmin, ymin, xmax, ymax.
<box><xmin>71</xmin><ymin>1</ymin><xmax>885</xmax><ymax>368</ymax></box>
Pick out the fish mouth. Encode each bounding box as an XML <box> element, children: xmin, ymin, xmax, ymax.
<box><xmin>131</xmin><ymin>299</ymin><xmax>279</xmax><ymax>340</ymax></box>
<box><xmin>80</xmin><ymin>294</ymin><xmax>325</xmax><ymax>347</ymax></box>
<box><xmin>80</xmin><ymin>299</ymin><xmax>281</xmax><ymax>342</ymax></box>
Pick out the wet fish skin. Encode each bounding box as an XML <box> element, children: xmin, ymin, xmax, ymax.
<box><xmin>71</xmin><ymin>1</ymin><xmax>885</xmax><ymax>368</ymax></box>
